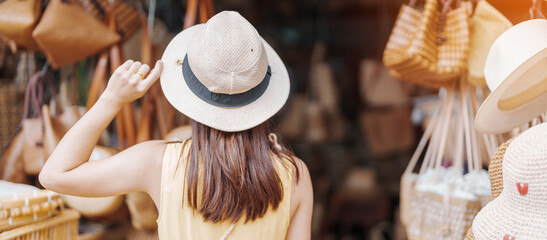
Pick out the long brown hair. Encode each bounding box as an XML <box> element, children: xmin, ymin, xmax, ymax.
<box><xmin>185</xmin><ymin>119</ymin><xmax>300</xmax><ymax>223</ymax></box>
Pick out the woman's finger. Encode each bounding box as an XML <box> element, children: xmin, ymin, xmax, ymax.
<box><xmin>141</xmin><ymin>61</ymin><xmax>163</xmax><ymax>89</ymax></box>
<box><xmin>127</xmin><ymin>61</ymin><xmax>143</xmax><ymax>76</ymax></box>
<box><xmin>136</xmin><ymin>64</ymin><xmax>151</xmax><ymax>79</ymax></box>
<box><xmin>118</xmin><ymin>60</ymin><xmax>134</xmax><ymax>72</ymax></box>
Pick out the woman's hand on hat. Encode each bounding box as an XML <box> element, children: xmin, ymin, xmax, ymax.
<box><xmin>101</xmin><ymin>60</ymin><xmax>163</xmax><ymax>108</ymax></box>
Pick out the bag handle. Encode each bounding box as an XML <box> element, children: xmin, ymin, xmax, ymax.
<box><xmin>404</xmin><ymin>99</ymin><xmax>441</xmax><ymax>175</ymax></box>
<box><xmin>22</xmin><ymin>63</ymin><xmax>57</xmax><ymax>120</ymax></box>
<box><xmin>468</xmin><ymin>83</ymin><xmax>482</xmax><ymax>171</ymax></box>
<box><xmin>433</xmin><ymin>87</ymin><xmax>455</xmax><ymax>176</ymax></box>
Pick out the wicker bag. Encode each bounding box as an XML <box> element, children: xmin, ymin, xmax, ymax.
<box><xmin>400</xmin><ymin>96</ymin><xmax>439</xmax><ymax>225</ymax></box>
<box><xmin>404</xmin><ymin>84</ymin><xmax>491</xmax><ymax>239</ymax></box>
<box><xmin>467</xmin><ymin>0</ymin><xmax>512</xmax><ymax>87</ymax></box>
<box><xmin>0</xmin><ymin>0</ymin><xmax>42</xmax><ymax>50</ymax></box>
<box><xmin>75</xmin><ymin>0</ymin><xmax>141</xmax><ymax>40</ymax></box>
<box><xmin>383</xmin><ymin>0</ymin><xmax>470</xmax><ymax>89</ymax></box>
<box><xmin>0</xmin><ymin>209</ymin><xmax>79</xmax><ymax>240</ymax></box>
<box><xmin>32</xmin><ymin>0</ymin><xmax>120</xmax><ymax>69</ymax></box>
<box><xmin>0</xmin><ymin>181</ymin><xmax>63</xmax><ymax>232</ymax></box>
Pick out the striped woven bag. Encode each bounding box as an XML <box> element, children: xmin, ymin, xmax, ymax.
<box><xmin>383</xmin><ymin>0</ymin><xmax>470</xmax><ymax>89</ymax></box>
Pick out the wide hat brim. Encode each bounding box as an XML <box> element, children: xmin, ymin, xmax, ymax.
<box><xmin>472</xmin><ymin>194</ymin><xmax>547</xmax><ymax>239</ymax></box>
<box><xmin>475</xmin><ymin>47</ymin><xmax>547</xmax><ymax>134</ymax></box>
<box><xmin>160</xmin><ymin>24</ymin><xmax>290</xmax><ymax>132</ymax></box>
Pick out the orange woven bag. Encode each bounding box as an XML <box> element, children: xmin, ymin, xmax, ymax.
<box><xmin>32</xmin><ymin>0</ymin><xmax>120</xmax><ymax>69</ymax></box>
<box><xmin>383</xmin><ymin>0</ymin><xmax>470</xmax><ymax>89</ymax></box>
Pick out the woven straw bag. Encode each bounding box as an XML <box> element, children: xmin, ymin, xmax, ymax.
<box><xmin>75</xmin><ymin>0</ymin><xmax>141</xmax><ymax>40</ymax></box>
<box><xmin>32</xmin><ymin>0</ymin><xmax>120</xmax><ymax>69</ymax></box>
<box><xmin>403</xmin><ymin>82</ymin><xmax>492</xmax><ymax>239</ymax></box>
<box><xmin>0</xmin><ymin>209</ymin><xmax>79</xmax><ymax>240</ymax></box>
<box><xmin>0</xmin><ymin>0</ymin><xmax>42</xmax><ymax>50</ymax></box>
<box><xmin>383</xmin><ymin>0</ymin><xmax>470</xmax><ymax>89</ymax></box>
<box><xmin>467</xmin><ymin>0</ymin><xmax>512</xmax><ymax>87</ymax></box>
<box><xmin>0</xmin><ymin>183</ymin><xmax>63</xmax><ymax>232</ymax></box>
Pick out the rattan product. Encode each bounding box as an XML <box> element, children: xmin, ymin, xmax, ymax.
<box><xmin>383</xmin><ymin>0</ymin><xmax>470</xmax><ymax>89</ymax></box>
<box><xmin>488</xmin><ymin>137</ymin><xmax>514</xmax><ymax>199</ymax></box>
<box><xmin>463</xmin><ymin>137</ymin><xmax>515</xmax><ymax>240</ymax></box>
<box><xmin>472</xmin><ymin>123</ymin><xmax>547</xmax><ymax>239</ymax></box>
<box><xmin>0</xmin><ymin>81</ymin><xmax>22</xmax><ymax>156</ymax></box>
<box><xmin>0</xmin><ymin>187</ymin><xmax>63</xmax><ymax>232</ymax></box>
<box><xmin>0</xmin><ymin>209</ymin><xmax>79</xmax><ymax>240</ymax></box>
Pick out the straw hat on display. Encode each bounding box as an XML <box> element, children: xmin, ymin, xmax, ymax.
<box><xmin>475</xmin><ymin>19</ymin><xmax>547</xmax><ymax>134</ymax></box>
<box><xmin>472</xmin><ymin>123</ymin><xmax>547</xmax><ymax>240</ymax></box>
<box><xmin>160</xmin><ymin>11</ymin><xmax>290</xmax><ymax>132</ymax></box>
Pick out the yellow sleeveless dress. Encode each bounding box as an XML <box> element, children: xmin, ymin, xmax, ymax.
<box><xmin>157</xmin><ymin>141</ymin><xmax>293</xmax><ymax>240</ymax></box>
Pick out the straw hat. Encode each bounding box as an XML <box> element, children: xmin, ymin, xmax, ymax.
<box><xmin>475</xmin><ymin>19</ymin><xmax>547</xmax><ymax>134</ymax></box>
<box><xmin>160</xmin><ymin>11</ymin><xmax>290</xmax><ymax>132</ymax></box>
<box><xmin>472</xmin><ymin>123</ymin><xmax>547</xmax><ymax>239</ymax></box>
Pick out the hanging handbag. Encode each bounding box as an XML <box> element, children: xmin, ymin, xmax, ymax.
<box><xmin>21</xmin><ymin>72</ymin><xmax>54</xmax><ymax>175</ymax></box>
<box><xmin>359</xmin><ymin>59</ymin><xmax>410</xmax><ymax>107</ymax></box>
<box><xmin>383</xmin><ymin>0</ymin><xmax>470</xmax><ymax>89</ymax></box>
<box><xmin>32</xmin><ymin>0</ymin><xmax>120</xmax><ymax>69</ymax></box>
<box><xmin>75</xmin><ymin>0</ymin><xmax>140</xmax><ymax>40</ymax></box>
<box><xmin>0</xmin><ymin>0</ymin><xmax>42</xmax><ymax>50</ymax></box>
<box><xmin>467</xmin><ymin>0</ymin><xmax>512</xmax><ymax>87</ymax></box>
<box><xmin>359</xmin><ymin>107</ymin><xmax>414</xmax><ymax>156</ymax></box>
<box><xmin>0</xmin><ymin>129</ymin><xmax>27</xmax><ymax>183</ymax></box>
<box><xmin>404</xmin><ymin>84</ymin><xmax>491</xmax><ymax>240</ymax></box>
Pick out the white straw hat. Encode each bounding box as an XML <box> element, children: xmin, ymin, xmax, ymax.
<box><xmin>472</xmin><ymin>123</ymin><xmax>547</xmax><ymax>240</ymax></box>
<box><xmin>160</xmin><ymin>11</ymin><xmax>290</xmax><ymax>132</ymax></box>
<box><xmin>475</xmin><ymin>19</ymin><xmax>547</xmax><ymax>134</ymax></box>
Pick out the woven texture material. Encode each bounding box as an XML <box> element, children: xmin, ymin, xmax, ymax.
<box><xmin>467</xmin><ymin>0</ymin><xmax>512</xmax><ymax>87</ymax></box>
<box><xmin>0</xmin><ymin>0</ymin><xmax>41</xmax><ymax>50</ymax></box>
<box><xmin>187</xmin><ymin>11</ymin><xmax>268</xmax><ymax>94</ymax></box>
<box><xmin>489</xmin><ymin>137</ymin><xmax>514</xmax><ymax>199</ymax></box>
<box><xmin>0</xmin><ymin>82</ymin><xmax>22</xmax><ymax>157</ymax></box>
<box><xmin>399</xmin><ymin>173</ymin><xmax>417</xmax><ymax>226</ymax></box>
<box><xmin>473</xmin><ymin>124</ymin><xmax>547</xmax><ymax>239</ymax></box>
<box><xmin>76</xmin><ymin>0</ymin><xmax>140</xmax><ymax>40</ymax></box>
<box><xmin>407</xmin><ymin>191</ymin><xmax>482</xmax><ymax>240</ymax></box>
<box><xmin>161</xmin><ymin>11</ymin><xmax>290</xmax><ymax>132</ymax></box>
<box><xmin>32</xmin><ymin>0</ymin><xmax>120</xmax><ymax>69</ymax></box>
<box><xmin>0</xmin><ymin>209</ymin><xmax>79</xmax><ymax>240</ymax></box>
<box><xmin>0</xmin><ymin>189</ymin><xmax>63</xmax><ymax>232</ymax></box>
<box><xmin>383</xmin><ymin>0</ymin><xmax>470</xmax><ymax>89</ymax></box>
<box><xmin>463</xmin><ymin>137</ymin><xmax>514</xmax><ymax>240</ymax></box>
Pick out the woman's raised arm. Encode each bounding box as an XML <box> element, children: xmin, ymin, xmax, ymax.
<box><xmin>39</xmin><ymin>60</ymin><xmax>164</xmax><ymax>201</ymax></box>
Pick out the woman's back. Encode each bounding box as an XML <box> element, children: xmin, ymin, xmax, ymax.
<box><xmin>157</xmin><ymin>141</ymin><xmax>293</xmax><ymax>239</ymax></box>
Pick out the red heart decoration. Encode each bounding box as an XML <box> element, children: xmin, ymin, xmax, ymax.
<box><xmin>504</xmin><ymin>234</ymin><xmax>516</xmax><ymax>240</ymax></box>
<box><xmin>516</xmin><ymin>183</ymin><xmax>528</xmax><ymax>196</ymax></box>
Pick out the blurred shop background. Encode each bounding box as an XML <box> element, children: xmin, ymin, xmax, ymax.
<box><xmin>0</xmin><ymin>0</ymin><xmax>543</xmax><ymax>239</ymax></box>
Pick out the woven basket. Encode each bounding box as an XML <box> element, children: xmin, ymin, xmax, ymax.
<box><xmin>0</xmin><ymin>81</ymin><xmax>23</xmax><ymax>157</ymax></box>
<box><xmin>383</xmin><ymin>0</ymin><xmax>470</xmax><ymax>89</ymax></box>
<box><xmin>407</xmin><ymin>190</ymin><xmax>482</xmax><ymax>240</ymax></box>
<box><xmin>0</xmin><ymin>209</ymin><xmax>79</xmax><ymax>240</ymax></box>
<box><xmin>0</xmin><ymin>189</ymin><xmax>63</xmax><ymax>232</ymax></box>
